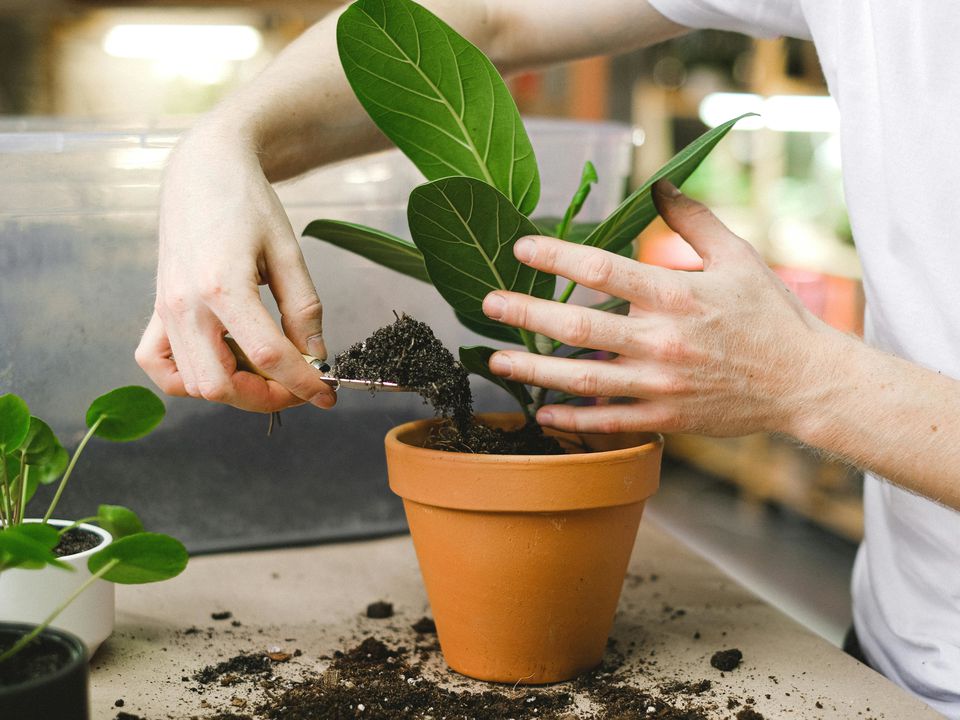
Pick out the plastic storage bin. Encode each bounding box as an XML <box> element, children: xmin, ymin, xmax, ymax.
<box><xmin>0</xmin><ymin>117</ymin><xmax>633</xmax><ymax>552</ymax></box>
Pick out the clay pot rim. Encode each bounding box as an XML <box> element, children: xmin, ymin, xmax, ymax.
<box><xmin>385</xmin><ymin>412</ymin><xmax>663</xmax><ymax>465</ymax></box>
<box><xmin>0</xmin><ymin>622</ymin><xmax>86</xmax><ymax>694</ymax></box>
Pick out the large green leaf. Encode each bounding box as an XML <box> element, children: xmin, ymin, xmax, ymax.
<box><xmin>532</xmin><ymin>218</ymin><xmax>597</xmax><ymax>244</ymax></box>
<box><xmin>455</xmin><ymin>312</ymin><xmax>522</xmax><ymax>345</ymax></box>
<box><xmin>86</xmin><ymin>386</ymin><xmax>165</xmax><ymax>442</ymax></box>
<box><xmin>408</xmin><ymin>177</ymin><xmax>555</xmax><ymax>327</ymax></box>
<box><xmin>584</xmin><ymin>114</ymin><xmax>755</xmax><ymax>253</ymax></box>
<box><xmin>337</xmin><ymin>0</ymin><xmax>540</xmax><ymax>214</ymax></box>
<box><xmin>0</xmin><ymin>394</ymin><xmax>30</xmax><ymax>455</ymax></box>
<box><xmin>21</xmin><ymin>418</ymin><xmax>63</xmax><ymax>468</ymax></box>
<box><xmin>0</xmin><ymin>524</ymin><xmax>70</xmax><ymax>572</ymax></box>
<box><xmin>303</xmin><ymin>219</ymin><xmax>430</xmax><ymax>283</ymax></box>
<box><xmin>459</xmin><ymin>346</ymin><xmax>532</xmax><ymax>408</ymax></box>
<box><xmin>88</xmin><ymin>532</ymin><xmax>188</xmax><ymax>584</ymax></box>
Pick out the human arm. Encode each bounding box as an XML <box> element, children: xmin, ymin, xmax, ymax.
<box><xmin>481</xmin><ymin>181</ymin><xmax>960</xmax><ymax>510</ymax></box>
<box><xmin>135</xmin><ymin>0</ymin><xmax>686</xmax><ymax>412</ymax></box>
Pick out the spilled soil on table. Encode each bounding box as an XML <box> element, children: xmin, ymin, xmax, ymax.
<box><xmin>334</xmin><ymin>313</ymin><xmax>562</xmax><ymax>455</ymax></box>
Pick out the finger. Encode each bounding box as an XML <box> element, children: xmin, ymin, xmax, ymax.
<box><xmin>205</xmin><ymin>281</ymin><xmax>337</xmax><ymax>409</ymax></box>
<box><xmin>652</xmin><ymin>180</ymin><xmax>751</xmax><ymax>267</ymax></box>
<box><xmin>135</xmin><ymin>311</ymin><xmax>188</xmax><ymax>397</ymax></box>
<box><xmin>264</xmin><ymin>230</ymin><xmax>327</xmax><ymax>361</ymax></box>
<box><xmin>536</xmin><ymin>402</ymin><xmax>670</xmax><ymax>435</ymax></box>
<box><xmin>483</xmin><ymin>291</ymin><xmax>646</xmax><ymax>355</ymax></box>
<box><xmin>512</xmin><ymin>235</ymin><xmax>689</xmax><ymax>309</ymax></box>
<box><xmin>488</xmin><ymin>352</ymin><xmax>652</xmax><ymax>399</ymax></box>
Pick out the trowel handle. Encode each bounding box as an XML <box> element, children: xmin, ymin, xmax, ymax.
<box><xmin>223</xmin><ymin>336</ymin><xmax>335</xmax><ymax>386</ymax></box>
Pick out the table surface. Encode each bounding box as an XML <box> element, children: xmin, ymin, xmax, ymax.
<box><xmin>88</xmin><ymin>519</ymin><xmax>941</xmax><ymax>720</ymax></box>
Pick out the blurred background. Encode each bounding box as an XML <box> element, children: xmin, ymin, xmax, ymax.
<box><xmin>0</xmin><ymin>2</ymin><xmax>862</xmax><ymax>645</ymax></box>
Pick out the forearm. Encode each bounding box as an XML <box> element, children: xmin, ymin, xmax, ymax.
<box><xmin>179</xmin><ymin>0</ymin><xmax>685</xmax><ymax>183</ymax></box>
<box><xmin>788</xmin><ymin>331</ymin><xmax>960</xmax><ymax>509</ymax></box>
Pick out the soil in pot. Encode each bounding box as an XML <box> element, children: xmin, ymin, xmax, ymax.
<box><xmin>334</xmin><ymin>313</ymin><xmax>562</xmax><ymax>455</ymax></box>
<box><xmin>0</xmin><ymin>633</ymin><xmax>73</xmax><ymax>688</ymax></box>
<box><xmin>53</xmin><ymin>527</ymin><xmax>102</xmax><ymax>557</ymax></box>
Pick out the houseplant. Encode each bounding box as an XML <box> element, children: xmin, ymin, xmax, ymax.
<box><xmin>304</xmin><ymin>0</ymin><xmax>749</xmax><ymax>683</ymax></box>
<box><xmin>0</xmin><ymin>387</ymin><xmax>189</xmax><ymax>715</ymax></box>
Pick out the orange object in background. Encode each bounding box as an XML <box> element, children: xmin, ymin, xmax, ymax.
<box><xmin>385</xmin><ymin>413</ymin><xmax>663</xmax><ymax>684</ymax></box>
<box><xmin>637</xmin><ymin>219</ymin><xmax>864</xmax><ymax>336</ymax></box>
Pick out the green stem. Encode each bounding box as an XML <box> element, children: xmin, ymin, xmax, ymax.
<box><xmin>57</xmin><ymin>516</ymin><xmax>98</xmax><ymax>537</ymax></box>
<box><xmin>518</xmin><ymin>329</ymin><xmax>540</xmax><ymax>355</ymax></box>
<box><xmin>43</xmin><ymin>416</ymin><xmax>104</xmax><ymax>523</ymax></box>
<box><xmin>557</xmin><ymin>280</ymin><xmax>577</xmax><ymax>304</ymax></box>
<box><xmin>0</xmin><ymin>457</ymin><xmax>11</xmax><ymax>528</ymax></box>
<box><xmin>0</xmin><ymin>558</ymin><xmax>119</xmax><ymax>664</ymax></box>
<box><xmin>532</xmin><ymin>386</ymin><xmax>549</xmax><ymax>411</ymax></box>
<box><xmin>15</xmin><ymin>461</ymin><xmax>28</xmax><ymax>526</ymax></box>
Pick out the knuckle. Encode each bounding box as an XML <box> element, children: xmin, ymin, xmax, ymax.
<box><xmin>571</xmin><ymin>368</ymin><xmax>600</xmax><ymax>397</ymax></box>
<box><xmin>540</xmin><ymin>239</ymin><xmax>562</xmax><ymax>268</ymax></box>
<box><xmin>183</xmin><ymin>382</ymin><xmax>200</xmax><ymax>398</ymax></box>
<box><xmin>288</xmin><ymin>295</ymin><xmax>323</xmax><ymax>322</ymax></box>
<box><xmin>560</xmin><ymin>312</ymin><xmax>593</xmax><ymax>347</ymax></box>
<box><xmin>659</xmin><ymin>283</ymin><xmax>695</xmax><ymax>312</ymax></box>
<box><xmin>197</xmin><ymin>380</ymin><xmax>231</xmax><ymax>403</ymax></box>
<box><xmin>656</xmin><ymin>335</ymin><xmax>690</xmax><ymax>362</ymax></box>
<box><xmin>198</xmin><ymin>276</ymin><xmax>230</xmax><ymax>305</ymax></box>
<box><xmin>247</xmin><ymin>343</ymin><xmax>284</xmax><ymax>372</ymax></box>
<box><xmin>163</xmin><ymin>292</ymin><xmax>191</xmax><ymax>316</ymax></box>
<box><xmin>581</xmin><ymin>253</ymin><xmax>615</xmax><ymax>287</ymax></box>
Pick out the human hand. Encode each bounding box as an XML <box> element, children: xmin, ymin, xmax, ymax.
<box><xmin>481</xmin><ymin>180</ymin><xmax>837</xmax><ymax>437</ymax></box>
<box><xmin>135</xmin><ymin>126</ymin><xmax>337</xmax><ymax>413</ymax></box>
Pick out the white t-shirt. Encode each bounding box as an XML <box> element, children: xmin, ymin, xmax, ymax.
<box><xmin>648</xmin><ymin>0</ymin><xmax>960</xmax><ymax>715</ymax></box>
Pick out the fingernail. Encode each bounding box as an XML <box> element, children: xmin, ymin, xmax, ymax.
<box><xmin>514</xmin><ymin>237</ymin><xmax>536</xmax><ymax>263</ymax></box>
<box><xmin>310</xmin><ymin>390</ymin><xmax>335</xmax><ymax>409</ymax></box>
<box><xmin>488</xmin><ymin>352</ymin><xmax>512</xmax><ymax>375</ymax></box>
<box><xmin>307</xmin><ymin>333</ymin><xmax>327</xmax><ymax>361</ymax></box>
<box><xmin>483</xmin><ymin>293</ymin><xmax>507</xmax><ymax>320</ymax></box>
<box><xmin>654</xmin><ymin>179</ymin><xmax>681</xmax><ymax>198</ymax></box>
<box><xmin>537</xmin><ymin>409</ymin><xmax>554</xmax><ymax>425</ymax></box>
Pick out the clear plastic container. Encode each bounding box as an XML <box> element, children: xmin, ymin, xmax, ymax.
<box><xmin>0</xmin><ymin>117</ymin><xmax>632</xmax><ymax>552</ymax></box>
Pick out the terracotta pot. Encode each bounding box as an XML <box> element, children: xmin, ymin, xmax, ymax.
<box><xmin>385</xmin><ymin>412</ymin><xmax>663</xmax><ymax>684</ymax></box>
<box><xmin>0</xmin><ymin>520</ymin><xmax>114</xmax><ymax>657</ymax></box>
<box><xmin>0</xmin><ymin>622</ymin><xmax>89</xmax><ymax>719</ymax></box>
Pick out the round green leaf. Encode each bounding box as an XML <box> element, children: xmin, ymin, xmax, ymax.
<box><xmin>86</xmin><ymin>386</ymin><xmax>165</xmax><ymax>441</ymax></box>
<box><xmin>0</xmin><ymin>394</ymin><xmax>30</xmax><ymax>454</ymax></box>
<box><xmin>88</xmin><ymin>532</ymin><xmax>188</xmax><ymax>584</ymax></box>
<box><xmin>22</xmin><ymin>417</ymin><xmax>64</xmax><ymax>466</ymax></box>
<box><xmin>30</xmin><ymin>445</ymin><xmax>69</xmax><ymax>486</ymax></box>
<box><xmin>96</xmin><ymin>504</ymin><xmax>144</xmax><ymax>539</ymax></box>
<box><xmin>0</xmin><ymin>524</ymin><xmax>70</xmax><ymax>571</ymax></box>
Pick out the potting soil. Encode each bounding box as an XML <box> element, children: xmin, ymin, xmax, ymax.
<box><xmin>334</xmin><ymin>313</ymin><xmax>562</xmax><ymax>455</ymax></box>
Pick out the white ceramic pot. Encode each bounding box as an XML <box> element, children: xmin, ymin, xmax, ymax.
<box><xmin>0</xmin><ymin>520</ymin><xmax>114</xmax><ymax>658</ymax></box>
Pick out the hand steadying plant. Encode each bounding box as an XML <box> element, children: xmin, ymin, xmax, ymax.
<box><xmin>482</xmin><ymin>180</ymin><xmax>835</xmax><ymax>437</ymax></box>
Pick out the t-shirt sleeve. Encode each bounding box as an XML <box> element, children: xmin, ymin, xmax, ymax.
<box><xmin>647</xmin><ymin>0</ymin><xmax>811</xmax><ymax>40</ymax></box>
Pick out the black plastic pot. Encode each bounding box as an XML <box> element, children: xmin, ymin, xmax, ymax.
<box><xmin>0</xmin><ymin>622</ymin><xmax>88</xmax><ymax>720</ymax></box>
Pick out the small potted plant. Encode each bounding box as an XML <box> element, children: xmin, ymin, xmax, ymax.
<box><xmin>303</xmin><ymin>0</ymin><xmax>750</xmax><ymax>683</ymax></box>
<box><xmin>0</xmin><ymin>387</ymin><xmax>189</xmax><ymax>716</ymax></box>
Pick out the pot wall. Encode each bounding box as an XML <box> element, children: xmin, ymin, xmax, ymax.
<box><xmin>0</xmin><ymin>622</ymin><xmax>89</xmax><ymax>720</ymax></box>
<box><xmin>385</xmin><ymin>414</ymin><xmax>663</xmax><ymax>683</ymax></box>
<box><xmin>0</xmin><ymin>521</ymin><xmax>114</xmax><ymax>658</ymax></box>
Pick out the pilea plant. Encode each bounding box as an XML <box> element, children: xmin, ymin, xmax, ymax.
<box><xmin>305</xmin><ymin>0</ymin><xmax>751</xmax><ymax>423</ymax></box>
<box><xmin>0</xmin><ymin>387</ymin><xmax>188</xmax><ymax>663</ymax></box>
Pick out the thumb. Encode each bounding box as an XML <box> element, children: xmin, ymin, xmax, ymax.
<box><xmin>652</xmin><ymin>180</ymin><xmax>744</xmax><ymax>267</ymax></box>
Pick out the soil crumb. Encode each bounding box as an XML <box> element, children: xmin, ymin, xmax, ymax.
<box><xmin>365</xmin><ymin>600</ymin><xmax>394</xmax><ymax>619</ymax></box>
<box><xmin>710</xmin><ymin>648</ymin><xmax>743</xmax><ymax>672</ymax></box>
<box><xmin>736</xmin><ymin>709</ymin><xmax>766</xmax><ymax>720</ymax></box>
<box><xmin>194</xmin><ymin>653</ymin><xmax>273</xmax><ymax>684</ymax></box>
<box><xmin>411</xmin><ymin>616</ymin><xmax>436</xmax><ymax>634</ymax></box>
<box><xmin>211</xmin><ymin>611</ymin><xmax>233</xmax><ymax>621</ymax></box>
<box><xmin>335</xmin><ymin>313</ymin><xmax>562</xmax><ymax>455</ymax></box>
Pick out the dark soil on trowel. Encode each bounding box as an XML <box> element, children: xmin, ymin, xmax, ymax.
<box><xmin>334</xmin><ymin>313</ymin><xmax>562</xmax><ymax>455</ymax></box>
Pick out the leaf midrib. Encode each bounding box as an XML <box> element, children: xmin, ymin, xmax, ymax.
<box><xmin>355</xmin><ymin>6</ymin><xmax>497</xmax><ymax>188</ymax></box>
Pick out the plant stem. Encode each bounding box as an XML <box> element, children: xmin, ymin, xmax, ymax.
<box><xmin>518</xmin><ymin>328</ymin><xmax>540</xmax><ymax>355</ymax></box>
<box><xmin>43</xmin><ymin>416</ymin><xmax>104</xmax><ymax>523</ymax></box>
<box><xmin>0</xmin><ymin>558</ymin><xmax>118</xmax><ymax>664</ymax></box>
<box><xmin>15</xmin><ymin>461</ymin><xmax>28</xmax><ymax>525</ymax></box>
<box><xmin>0</xmin><ymin>457</ymin><xmax>11</xmax><ymax>528</ymax></box>
<box><xmin>557</xmin><ymin>280</ymin><xmax>577</xmax><ymax>304</ymax></box>
<box><xmin>56</xmin><ymin>517</ymin><xmax>98</xmax><ymax>536</ymax></box>
<box><xmin>532</xmin><ymin>386</ymin><xmax>549</xmax><ymax>411</ymax></box>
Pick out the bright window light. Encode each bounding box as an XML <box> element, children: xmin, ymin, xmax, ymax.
<box><xmin>699</xmin><ymin>92</ymin><xmax>840</xmax><ymax>133</ymax></box>
<box><xmin>103</xmin><ymin>24</ymin><xmax>261</xmax><ymax>62</ymax></box>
